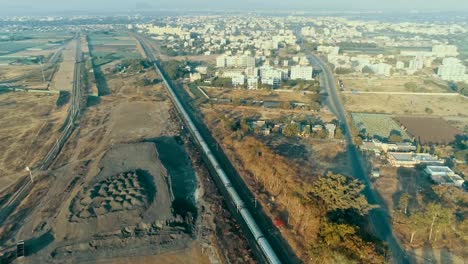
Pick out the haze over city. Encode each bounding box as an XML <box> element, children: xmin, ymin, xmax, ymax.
<box><xmin>0</xmin><ymin>2</ymin><xmax>467</xmax><ymax>264</ymax></box>
<box><xmin>1</xmin><ymin>0</ymin><xmax>468</xmax><ymax>15</ymax></box>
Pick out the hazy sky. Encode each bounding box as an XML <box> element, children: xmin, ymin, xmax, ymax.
<box><xmin>1</xmin><ymin>0</ymin><xmax>468</xmax><ymax>15</ymax></box>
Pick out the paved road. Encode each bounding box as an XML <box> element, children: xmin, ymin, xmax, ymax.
<box><xmin>309</xmin><ymin>54</ymin><xmax>410</xmax><ymax>263</ymax></box>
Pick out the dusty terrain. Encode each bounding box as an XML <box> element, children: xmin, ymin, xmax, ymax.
<box><xmin>49</xmin><ymin>39</ymin><xmax>77</xmax><ymax>91</ymax></box>
<box><xmin>1</xmin><ymin>36</ymin><xmax>256</xmax><ymax>263</ymax></box>
<box><xmin>342</xmin><ymin>93</ymin><xmax>468</xmax><ymax>130</ymax></box>
<box><xmin>0</xmin><ymin>91</ymin><xmax>67</xmax><ymax>192</ymax></box>
<box><xmin>341</xmin><ymin>76</ymin><xmax>450</xmax><ymax>93</ymax></box>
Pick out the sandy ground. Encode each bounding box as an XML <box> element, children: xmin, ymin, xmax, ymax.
<box><xmin>0</xmin><ymin>91</ymin><xmax>66</xmax><ymax>192</ymax></box>
<box><xmin>49</xmin><ymin>39</ymin><xmax>77</xmax><ymax>91</ymax></box>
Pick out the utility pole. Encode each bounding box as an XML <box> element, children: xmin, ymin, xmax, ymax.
<box><xmin>25</xmin><ymin>166</ymin><xmax>34</xmax><ymax>183</ymax></box>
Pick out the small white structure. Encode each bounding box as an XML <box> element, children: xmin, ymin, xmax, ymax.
<box><xmin>425</xmin><ymin>166</ymin><xmax>464</xmax><ymax>187</ymax></box>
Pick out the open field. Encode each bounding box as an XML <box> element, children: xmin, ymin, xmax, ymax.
<box><xmin>395</xmin><ymin>116</ymin><xmax>462</xmax><ymax>144</ymax></box>
<box><xmin>352</xmin><ymin>113</ymin><xmax>411</xmax><ymax>140</ymax></box>
<box><xmin>0</xmin><ymin>91</ymin><xmax>67</xmax><ymax>192</ymax></box>
<box><xmin>0</xmin><ymin>65</ymin><xmax>42</xmax><ymax>81</ymax></box>
<box><xmin>341</xmin><ymin>76</ymin><xmax>451</xmax><ymax>93</ymax></box>
<box><xmin>203</xmin><ymin>86</ymin><xmax>313</xmax><ymax>103</ymax></box>
<box><xmin>49</xmin><ymin>39</ymin><xmax>77</xmax><ymax>91</ymax></box>
<box><xmin>342</xmin><ymin>93</ymin><xmax>467</xmax><ymax>117</ymax></box>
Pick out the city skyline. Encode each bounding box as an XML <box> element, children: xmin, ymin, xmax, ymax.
<box><xmin>1</xmin><ymin>0</ymin><xmax>468</xmax><ymax>15</ymax></box>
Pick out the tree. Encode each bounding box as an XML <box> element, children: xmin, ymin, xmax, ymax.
<box><xmin>320</xmin><ymin>222</ymin><xmax>355</xmax><ymax>246</ymax></box>
<box><xmin>408</xmin><ymin>212</ymin><xmax>425</xmax><ymax>244</ymax></box>
<box><xmin>404</xmin><ymin>82</ymin><xmax>418</xmax><ymax>91</ymax></box>
<box><xmin>425</xmin><ymin>203</ymin><xmax>453</xmax><ymax>242</ymax></box>
<box><xmin>388</xmin><ymin>130</ymin><xmax>403</xmax><ymax>143</ymax></box>
<box><xmin>282</xmin><ymin>123</ymin><xmax>300</xmax><ymax>137</ymax></box>
<box><xmin>398</xmin><ymin>193</ymin><xmax>410</xmax><ymax>215</ymax></box>
<box><xmin>309</xmin><ymin>173</ymin><xmax>377</xmax><ymax>215</ymax></box>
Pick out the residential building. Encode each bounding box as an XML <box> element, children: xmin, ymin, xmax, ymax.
<box><xmin>432</xmin><ymin>45</ymin><xmax>459</xmax><ymax>58</ymax></box>
<box><xmin>387</xmin><ymin>152</ymin><xmax>443</xmax><ymax>167</ymax></box>
<box><xmin>290</xmin><ymin>65</ymin><xmax>313</xmax><ymax>80</ymax></box>
<box><xmin>437</xmin><ymin>57</ymin><xmax>467</xmax><ymax>82</ymax></box>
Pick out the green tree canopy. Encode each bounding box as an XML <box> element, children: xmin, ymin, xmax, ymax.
<box><xmin>310</xmin><ymin>173</ymin><xmax>376</xmax><ymax>215</ymax></box>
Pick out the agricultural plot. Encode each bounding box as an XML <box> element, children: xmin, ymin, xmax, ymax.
<box><xmin>394</xmin><ymin>116</ymin><xmax>461</xmax><ymax>144</ymax></box>
<box><xmin>351</xmin><ymin>113</ymin><xmax>411</xmax><ymax>141</ymax></box>
<box><xmin>0</xmin><ymin>41</ymin><xmax>42</xmax><ymax>55</ymax></box>
<box><xmin>88</xmin><ymin>32</ymin><xmax>141</xmax><ymax>66</ymax></box>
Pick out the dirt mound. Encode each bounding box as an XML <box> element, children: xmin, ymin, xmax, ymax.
<box><xmin>70</xmin><ymin>170</ymin><xmax>154</xmax><ymax>220</ymax></box>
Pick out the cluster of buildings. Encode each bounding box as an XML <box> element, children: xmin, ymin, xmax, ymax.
<box><xmin>249</xmin><ymin>119</ymin><xmax>336</xmax><ymax>139</ymax></box>
<box><xmin>319</xmin><ymin>43</ymin><xmax>467</xmax><ymax>81</ymax></box>
<box><xmin>135</xmin><ymin>16</ymin><xmax>299</xmax><ymax>57</ymax></box>
<box><xmin>215</xmin><ymin>54</ymin><xmax>313</xmax><ymax>88</ymax></box>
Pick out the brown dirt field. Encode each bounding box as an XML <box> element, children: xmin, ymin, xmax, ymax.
<box><xmin>93</xmin><ymin>242</ymin><xmax>211</xmax><ymax>264</ymax></box>
<box><xmin>342</xmin><ymin>94</ymin><xmax>467</xmax><ymax>123</ymax></box>
<box><xmin>395</xmin><ymin>116</ymin><xmax>462</xmax><ymax>144</ymax></box>
<box><xmin>341</xmin><ymin>76</ymin><xmax>450</xmax><ymax>93</ymax></box>
<box><xmin>0</xmin><ymin>91</ymin><xmax>66</xmax><ymax>192</ymax></box>
<box><xmin>204</xmin><ymin>86</ymin><xmax>312</xmax><ymax>103</ymax></box>
<box><xmin>0</xmin><ymin>65</ymin><xmax>42</xmax><ymax>81</ymax></box>
<box><xmin>49</xmin><ymin>39</ymin><xmax>77</xmax><ymax>91</ymax></box>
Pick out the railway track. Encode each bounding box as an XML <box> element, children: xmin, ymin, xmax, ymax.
<box><xmin>0</xmin><ymin>34</ymin><xmax>83</xmax><ymax>226</ymax></box>
<box><xmin>136</xmin><ymin>34</ymin><xmax>283</xmax><ymax>264</ymax></box>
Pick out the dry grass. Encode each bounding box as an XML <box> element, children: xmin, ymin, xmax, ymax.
<box><xmin>49</xmin><ymin>39</ymin><xmax>77</xmax><ymax>91</ymax></box>
<box><xmin>0</xmin><ymin>91</ymin><xmax>66</xmax><ymax>192</ymax></box>
<box><xmin>342</xmin><ymin>93</ymin><xmax>467</xmax><ymax>118</ymax></box>
<box><xmin>203</xmin><ymin>86</ymin><xmax>312</xmax><ymax>103</ymax></box>
<box><xmin>341</xmin><ymin>76</ymin><xmax>450</xmax><ymax>93</ymax></box>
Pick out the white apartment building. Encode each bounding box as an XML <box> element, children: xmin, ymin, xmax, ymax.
<box><xmin>437</xmin><ymin>57</ymin><xmax>467</xmax><ymax>82</ymax></box>
<box><xmin>317</xmin><ymin>45</ymin><xmax>340</xmax><ymax>56</ymax></box>
<box><xmin>232</xmin><ymin>75</ymin><xmax>246</xmax><ymax>87</ymax></box>
<box><xmin>408</xmin><ymin>56</ymin><xmax>424</xmax><ymax>74</ymax></box>
<box><xmin>432</xmin><ymin>45</ymin><xmax>459</xmax><ymax>58</ymax></box>
<box><xmin>216</xmin><ymin>55</ymin><xmax>255</xmax><ymax>68</ymax></box>
<box><xmin>369</xmin><ymin>63</ymin><xmax>392</xmax><ymax>76</ymax></box>
<box><xmin>259</xmin><ymin>66</ymin><xmax>283</xmax><ymax>80</ymax></box>
<box><xmin>247</xmin><ymin>76</ymin><xmax>259</xmax><ymax>89</ymax></box>
<box><xmin>290</xmin><ymin>65</ymin><xmax>313</xmax><ymax>80</ymax></box>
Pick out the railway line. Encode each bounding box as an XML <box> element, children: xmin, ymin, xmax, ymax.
<box><xmin>136</xmin><ymin>34</ymin><xmax>283</xmax><ymax>264</ymax></box>
<box><xmin>0</xmin><ymin>34</ymin><xmax>84</xmax><ymax>227</ymax></box>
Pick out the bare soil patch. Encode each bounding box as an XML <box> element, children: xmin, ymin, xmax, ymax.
<box><xmin>395</xmin><ymin>116</ymin><xmax>462</xmax><ymax>144</ymax></box>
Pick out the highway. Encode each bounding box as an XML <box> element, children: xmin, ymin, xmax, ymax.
<box><xmin>0</xmin><ymin>34</ymin><xmax>83</xmax><ymax>228</ymax></box>
<box><xmin>309</xmin><ymin>54</ymin><xmax>410</xmax><ymax>263</ymax></box>
<box><xmin>136</xmin><ymin>34</ymin><xmax>300</xmax><ymax>264</ymax></box>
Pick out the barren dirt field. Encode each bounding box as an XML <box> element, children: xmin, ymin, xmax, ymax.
<box><xmin>0</xmin><ymin>91</ymin><xmax>66</xmax><ymax>192</ymax></box>
<box><xmin>49</xmin><ymin>39</ymin><xmax>77</xmax><ymax>91</ymax></box>
<box><xmin>203</xmin><ymin>86</ymin><xmax>313</xmax><ymax>103</ymax></box>
<box><xmin>395</xmin><ymin>116</ymin><xmax>462</xmax><ymax>144</ymax></box>
<box><xmin>342</xmin><ymin>93</ymin><xmax>467</xmax><ymax>121</ymax></box>
<box><xmin>341</xmin><ymin>76</ymin><xmax>450</xmax><ymax>93</ymax></box>
<box><xmin>0</xmin><ymin>65</ymin><xmax>42</xmax><ymax>81</ymax></box>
